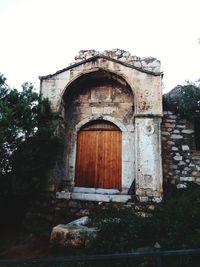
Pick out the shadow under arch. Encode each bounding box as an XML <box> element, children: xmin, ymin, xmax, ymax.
<box><xmin>61</xmin><ymin>68</ymin><xmax>135</xmax><ymax>111</ymax></box>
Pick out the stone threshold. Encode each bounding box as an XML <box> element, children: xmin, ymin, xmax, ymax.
<box><xmin>71</xmin><ymin>193</ymin><xmax>131</xmax><ymax>202</ymax></box>
<box><xmin>73</xmin><ymin>187</ymin><xmax>122</xmax><ymax>194</ymax></box>
<box><xmin>56</xmin><ymin>190</ymin><xmax>132</xmax><ymax>203</ymax></box>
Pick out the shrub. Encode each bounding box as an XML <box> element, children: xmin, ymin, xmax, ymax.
<box><xmin>88</xmin><ymin>183</ymin><xmax>200</xmax><ymax>252</ymax></box>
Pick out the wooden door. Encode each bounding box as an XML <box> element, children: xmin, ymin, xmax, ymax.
<box><xmin>75</xmin><ymin>121</ymin><xmax>122</xmax><ymax>189</ymax></box>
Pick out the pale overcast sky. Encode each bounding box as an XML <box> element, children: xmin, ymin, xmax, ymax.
<box><xmin>0</xmin><ymin>0</ymin><xmax>200</xmax><ymax>93</ymax></box>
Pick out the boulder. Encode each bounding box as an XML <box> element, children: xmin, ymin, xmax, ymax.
<box><xmin>50</xmin><ymin>216</ymin><xmax>97</xmax><ymax>248</ymax></box>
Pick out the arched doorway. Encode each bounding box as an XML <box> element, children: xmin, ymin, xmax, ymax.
<box><xmin>75</xmin><ymin>120</ymin><xmax>122</xmax><ymax>189</ymax></box>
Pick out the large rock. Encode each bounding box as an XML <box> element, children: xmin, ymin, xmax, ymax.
<box><xmin>50</xmin><ymin>217</ymin><xmax>97</xmax><ymax>248</ymax></box>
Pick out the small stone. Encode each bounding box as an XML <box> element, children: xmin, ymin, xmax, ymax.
<box><xmin>164</xmin><ymin>123</ymin><xmax>175</xmax><ymax>128</ymax></box>
<box><xmin>119</xmin><ymin>57</ymin><xmax>126</xmax><ymax>62</ymax></box>
<box><xmin>133</xmin><ymin>61</ymin><xmax>142</xmax><ymax>68</ymax></box>
<box><xmin>189</xmin><ymin>163</ymin><xmax>195</xmax><ymax>167</ymax></box>
<box><xmin>148</xmin><ymin>205</ymin><xmax>155</xmax><ymax>211</ymax></box>
<box><xmin>123</xmin><ymin>51</ymin><xmax>131</xmax><ymax>57</ymax></box>
<box><xmin>182</xmin><ymin>129</ymin><xmax>194</xmax><ymax>134</ymax></box>
<box><xmin>167</xmin><ymin>128</ymin><xmax>173</xmax><ymax>132</ymax></box>
<box><xmin>115</xmin><ymin>50</ymin><xmax>122</xmax><ymax>56</ymax></box>
<box><xmin>173</xmin><ymin>130</ymin><xmax>180</xmax><ymax>133</ymax></box>
<box><xmin>56</xmin><ymin>191</ymin><xmax>71</xmax><ymax>200</ymax></box>
<box><xmin>172</xmin><ymin>146</ymin><xmax>178</xmax><ymax>151</ymax></box>
<box><xmin>171</xmin><ymin>134</ymin><xmax>183</xmax><ymax>139</ymax></box>
<box><xmin>152</xmin><ymin>197</ymin><xmax>162</xmax><ymax>203</ymax></box>
<box><xmin>180</xmin><ymin>177</ymin><xmax>194</xmax><ymax>182</ymax></box>
<box><xmin>177</xmin><ymin>183</ymin><xmax>187</xmax><ymax>189</ymax></box>
<box><xmin>192</xmin><ymin>171</ymin><xmax>199</xmax><ymax>176</ymax></box>
<box><xmin>178</xmin><ymin>161</ymin><xmax>186</xmax><ymax>166</ymax></box>
<box><xmin>139</xmin><ymin>196</ymin><xmax>149</xmax><ymax>202</ymax></box>
<box><xmin>162</xmin><ymin>131</ymin><xmax>170</xmax><ymax>136</ymax></box>
<box><xmin>174</xmin><ymin>155</ymin><xmax>183</xmax><ymax>161</ymax></box>
<box><xmin>167</xmin><ymin>141</ymin><xmax>175</xmax><ymax>145</ymax></box>
<box><xmin>182</xmin><ymin>145</ymin><xmax>190</xmax><ymax>151</ymax></box>
<box><xmin>166</xmin><ymin>119</ymin><xmax>176</xmax><ymax>123</ymax></box>
<box><xmin>196</xmin><ymin>166</ymin><xmax>200</xmax><ymax>171</ymax></box>
<box><xmin>168</xmin><ymin>115</ymin><xmax>177</xmax><ymax>119</ymax></box>
<box><xmin>176</xmin><ymin>125</ymin><xmax>186</xmax><ymax>129</ymax></box>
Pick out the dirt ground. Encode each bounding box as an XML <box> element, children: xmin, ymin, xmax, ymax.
<box><xmin>0</xmin><ymin>228</ymin><xmax>52</xmax><ymax>259</ymax></box>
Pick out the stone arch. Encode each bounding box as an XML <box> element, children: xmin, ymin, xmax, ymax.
<box><xmin>60</xmin><ymin>68</ymin><xmax>135</xmax><ymax>112</ymax></box>
<box><xmin>75</xmin><ymin>115</ymin><xmax>128</xmax><ymax>133</ymax></box>
<box><xmin>61</xmin><ymin>67</ymin><xmax>135</xmax><ymax>196</ymax></box>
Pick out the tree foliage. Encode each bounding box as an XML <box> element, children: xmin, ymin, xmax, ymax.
<box><xmin>89</xmin><ymin>183</ymin><xmax>200</xmax><ymax>253</ymax></box>
<box><xmin>163</xmin><ymin>82</ymin><xmax>200</xmax><ymax>117</ymax></box>
<box><xmin>0</xmin><ymin>73</ymin><xmax>63</xmax><ymax>197</ymax></box>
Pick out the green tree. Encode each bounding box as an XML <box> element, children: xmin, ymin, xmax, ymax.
<box><xmin>0</xmin><ymin>73</ymin><xmax>63</xmax><ymax>197</ymax></box>
<box><xmin>0</xmin><ymin>76</ymin><xmax>38</xmax><ymax>175</ymax></box>
<box><xmin>163</xmin><ymin>82</ymin><xmax>200</xmax><ymax>117</ymax></box>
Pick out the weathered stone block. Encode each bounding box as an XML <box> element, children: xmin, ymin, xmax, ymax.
<box><xmin>167</xmin><ymin>141</ymin><xmax>175</xmax><ymax>145</ymax></box>
<box><xmin>182</xmin><ymin>129</ymin><xmax>194</xmax><ymax>134</ymax></box>
<box><xmin>173</xmin><ymin>155</ymin><xmax>183</xmax><ymax>161</ymax></box>
<box><xmin>171</xmin><ymin>134</ymin><xmax>183</xmax><ymax>139</ymax></box>
<box><xmin>177</xmin><ymin>183</ymin><xmax>187</xmax><ymax>189</ymax></box>
<box><xmin>173</xmin><ymin>130</ymin><xmax>180</xmax><ymax>134</ymax></box>
<box><xmin>176</xmin><ymin>125</ymin><xmax>185</xmax><ymax>129</ymax></box>
<box><xmin>56</xmin><ymin>191</ymin><xmax>71</xmax><ymax>199</ymax></box>
<box><xmin>168</xmin><ymin>115</ymin><xmax>177</xmax><ymax>119</ymax></box>
<box><xmin>50</xmin><ymin>224</ymin><xmax>97</xmax><ymax>248</ymax></box>
<box><xmin>182</xmin><ymin>145</ymin><xmax>190</xmax><ymax>151</ymax></box>
<box><xmin>164</xmin><ymin>123</ymin><xmax>175</xmax><ymax>128</ymax></box>
<box><xmin>162</xmin><ymin>131</ymin><xmax>170</xmax><ymax>136</ymax></box>
<box><xmin>178</xmin><ymin>161</ymin><xmax>186</xmax><ymax>166</ymax></box>
<box><xmin>180</xmin><ymin>177</ymin><xmax>194</xmax><ymax>182</ymax></box>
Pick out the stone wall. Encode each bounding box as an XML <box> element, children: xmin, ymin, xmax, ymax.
<box><xmin>25</xmin><ymin>192</ymin><xmax>155</xmax><ymax>232</ymax></box>
<box><xmin>162</xmin><ymin>110</ymin><xmax>200</xmax><ymax>188</ymax></box>
<box><xmin>71</xmin><ymin>49</ymin><xmax>161</xmax><ymax>73</ymax></box>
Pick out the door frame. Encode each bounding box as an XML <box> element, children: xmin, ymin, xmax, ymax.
<box><xmin>68</xmin><ymin>115</ymin><xmax>135</xmax><ymax>194</ymax></box>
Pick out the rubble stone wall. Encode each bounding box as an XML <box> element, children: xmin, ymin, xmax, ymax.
<box><xmin>72</xmin><ymin>49</ymin><xmax>161</xmax><ymax>73</ymax></box>
<box><xmin>162</xmin><ymin>110</ymin><xmax>200</xmax><ymax>188</ymax></box>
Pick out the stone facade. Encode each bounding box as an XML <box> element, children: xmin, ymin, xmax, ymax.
<box><xmin>162</xmin><ymin>110</ymin><xmax>200</xmax><ymax>188</ymax></box>
<box><xmin>63</xmin><ymin>76</ymin><xmax>135</xmax><ymax>194</ymax></box>
<box><xmin>40</xmin><ymin>49</ymin><xmax>163</xmax><ymax>203</ymax></box>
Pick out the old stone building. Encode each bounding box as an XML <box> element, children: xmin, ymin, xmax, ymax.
<box><xmin>39</xmin><ymin>49</ymin><xmax>200</xmax><ymax>206</ymax></box>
